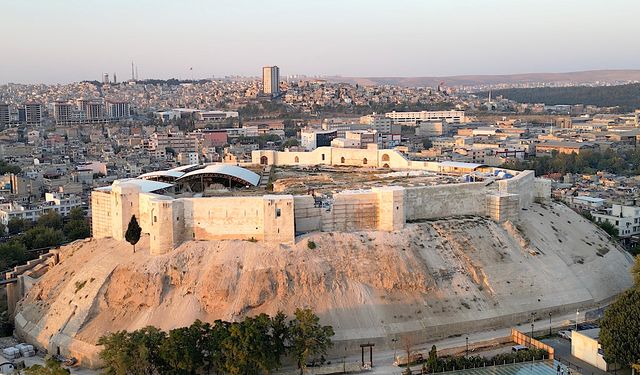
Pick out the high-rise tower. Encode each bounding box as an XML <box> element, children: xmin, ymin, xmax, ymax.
<box><xmin>262</xmin><ymin>66</ymin><xmax>280</xmax><ymax>97</ymax></box>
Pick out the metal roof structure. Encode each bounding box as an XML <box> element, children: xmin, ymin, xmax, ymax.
<box><xmin>95</xmin><ymin>178</ymin><xmax>174</xmax><ymax>193</ymax></box>
<box><xmin>138</xmin><ymin>170</ymin><xmax>185</xmax><ymax>180</ymax></box>
<box><xmin>177</xmin><ymin>164</ymin><xmax>260</xmax><ymax>187</ymax></box>
<box><xmin>169</xmin><ymin>164</ymin><xmax>200</xmax><ymax>172</ymax></box>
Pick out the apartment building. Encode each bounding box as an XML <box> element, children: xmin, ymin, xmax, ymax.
<box><xmin>24</xmin><ymin>102</ymin><xmax>43</xmax><ymax>125</ymax></box>
<box><xmin>0</xmin><ymin>104</ymin><xmax>10</xmax><ymax>125</ymax></box>
<box><xmin>592</xmin><ymin>204</ymin><xmax>640</xmax><ymax>237</ymax></box>
<box><xmin>385</xmin><ymin>110</ymin><xmax>465</xmax><ymax>125</ymax></box>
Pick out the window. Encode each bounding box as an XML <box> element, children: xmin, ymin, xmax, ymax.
<box><xmin>340</xmin><ymin>157</ymin><xmax>345</xmax><ymax>164</ymax></box>
<box><xmin>294</xmin><ymin>156</ymin><xmax>299</xmax><ymax>163</ymax></box>
<box><xmin>276</xmin><ymin>208</ymin><xmax>281</xmax><ymax>217</ymax></box>
<box><xmin>154</xmin><ymin>216</ymin><xmax>157</xmax><ymax>223</ymax></box>
<box><xmin>321</xmin><ymin>154</ymin><xmax>325</xmax><ymax>161</ymax></box>
<box><xmin>363</xmin><ymin>158</ymin><xmax>368</xmax><ymax>164</ymax></box>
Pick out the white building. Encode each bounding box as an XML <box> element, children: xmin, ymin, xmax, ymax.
<box><xmin>196</xmin><ymin>111</ymin><xmax>238</xmax><ymax>122</ymax></box>
<box><xmin>385</xmin><ymin>110</ymin><xmax>465</xmax><ymax>125</ymax></box>
<box><xmin>300</xmin><ymin>129</ymin><xmax>337</xmax><ymax>151</ymax></box>
<box><xmin>106</xmin><ymin>100</ymin><xmax>131</xmax><ymax>119</ymax></box>
<box><xmin>570</xmin><ymin>196</ymin><xmax>605</xmax><ymax>211</ymax></box>
<box><xmin>592</xmin><ymin>204</ymin><xmax>640</xmax><ymax>237</ymax></box>
<box><xmin>0</xmin><ymin>193</ymin><xmax>82</xmax><ymax>226</ymax></box>
<box><xmin>571</xmin><ymin>329</ymin><xmax>619</xmax><ymax>372</ymax></box>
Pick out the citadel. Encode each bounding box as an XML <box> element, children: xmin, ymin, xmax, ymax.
<box><xmin>91</xmin><ymin>146</ymin><xmax>552</xmax><ymax>254</ymax></box>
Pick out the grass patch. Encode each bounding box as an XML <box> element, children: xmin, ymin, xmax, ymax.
<box><xmin>74</xmin><ymin>280</ymin><xmax>87</xmax><ymax>293</ymax></box>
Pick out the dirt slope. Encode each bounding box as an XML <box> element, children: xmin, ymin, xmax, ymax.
<box><xmin>15</xmin><ymin>201</ymin><xmax>634</xmax><ymax>366</ymax></box>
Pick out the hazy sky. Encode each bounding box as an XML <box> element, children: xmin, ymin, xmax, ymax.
<box><xmin>2</xmin><ymin>0</ymin><xmax>640</xmax><ymax>84</ymax></box>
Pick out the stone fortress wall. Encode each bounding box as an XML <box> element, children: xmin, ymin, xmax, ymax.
<box><xmin>92</xmin><ymin>147</ymin><xmax>552</xmax><ymax>254</ymax></box>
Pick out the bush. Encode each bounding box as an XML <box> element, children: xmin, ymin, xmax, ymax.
<box><xmin>307</xmin><ymin>240</ymin><xmax>317</xmax><ymax>250</ymax></box>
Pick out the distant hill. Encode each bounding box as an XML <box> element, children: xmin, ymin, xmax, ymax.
<box><xmin>324</xmin><ymin>70</ymin><xmax>640</xmax><ymax>88</ymax></box>
<box><xmin>478</xmin><ymin>83</ymin><xmax>640</xmax><ymax>111</ymax></box>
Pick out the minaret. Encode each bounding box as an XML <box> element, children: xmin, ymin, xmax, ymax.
<box><xmin>131</xmin><ymin>61</ymin><xmax>135</xmax><ymax>81</ymax></box>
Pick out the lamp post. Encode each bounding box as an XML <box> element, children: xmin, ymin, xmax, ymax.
<box><xmin>549</xmin><ymin>312</ymin><xmax>552</xmax><ymax>336</ymax></box>
<box><xmin>575</xmin><ymin>309</ymin><xmax>579</xmax><ymax>331</ymax></box>
<box><xmin>391</xmin><ymin>338</ymin><xmax>398</xmax><ymax>363</ymax></box>
<box><xmin>466</xmin><ymin>336</ymin><xmax>469</xmax><ymax>358</ymax></box>
<box><xmin>343</xmin><ymin>346</ymin><xmax>347</xmax><ymax>374</ymax></box>
<box><xmin>531</xmin><ymin>323</ymin><xmax>534</xmax><ymax>339</ymax></box>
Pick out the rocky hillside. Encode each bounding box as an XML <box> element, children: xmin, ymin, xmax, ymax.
<box><xmin>15</xmin><ymin>201</ymin><xmax>634</xmax><ymax>367</ymax></box>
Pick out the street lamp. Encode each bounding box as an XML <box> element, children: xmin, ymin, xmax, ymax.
<box><xmin>575</xmin><ymin>309</ymin><xmax>579</xmax><ymax>331</ymax></box>
<box><xmin>549</xmin><ymin>312</ymin><xmax>552</xmax><ymax>336</ymax></box>
<box><xmin>531</xmin><ymin>323</ymin><xmax>534</xmax><ymax>339</ymax></box>
<box><xmin>343</xmin><ymin>346</ymin><xmax>347</xmax><ymax>374</ymax></box>
<box><xmin>466</xmin><ymin>336</ymin><xmax>469</xmax><ymax>358</ymax></box>
<box><xmin>391</xmin><ymin>338</ymin><xmax>398</xmax><ymax>363</ymax></box>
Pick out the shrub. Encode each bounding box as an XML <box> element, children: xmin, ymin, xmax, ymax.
<box><xmin>307</xmin><ymin>240</ymin><xmax>317</xmax><ymax>250</ymax></box>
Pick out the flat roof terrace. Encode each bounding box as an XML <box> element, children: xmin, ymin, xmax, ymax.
<box><xmin>271</xmin><ymin>165</ymin><xmax>493</xmax><ymax>195</ymax></box>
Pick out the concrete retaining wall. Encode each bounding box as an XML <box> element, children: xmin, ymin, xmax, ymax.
<box><xmin>404</xmin><ymin>182</ymin><xmax>491</xmax><ymax>222</ymax></box>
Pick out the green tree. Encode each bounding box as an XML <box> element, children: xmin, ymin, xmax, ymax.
<box><xmin>0</xmin><ymin>241</ymin><xmax>28</xmax><ymax>269</ymax></box>
<box><xmin>19</xmin><ymin>227</ymin><xmax>65</xmax><ymax>250</ymax></box>
<box><xmin>160</xmin><ymin>322</ymin><xmax>207</xmax><ymax>374</ymax></box>
<box><xmin>24</xmin><ymin>356</ymin><xmax>70</xmax><ymax>375</ymax></box>
<box><xmin>289</xmin><ymin>308</ymin><xmax>334</xmax><ymax>374</ymax></box>
<box><xmin>37</xmin><ymin>211</ymin><xmax>63</xmax><ymax>229</ymax></box>
<box><xmin>125</xmin><ymin>215</ymin><xmax>142</xmax><ymax>252</ymax></box>
<box><xmin>427</xmin><ymin>345</ymin><xmax>438</xmax><ymax>372</ymax></box>
<box><xmin>63</xmin><ymin>219</ymin><xmax>90</xmax><ymax>241</ymax></box>
<box><xmin>97</xmin><ymin>331</ymin><xmax>132</xmax><ymax>375</ymax></box>
<box><xmin>7</xmin><ymin>217</ymin><xmax>30</xmax><ymax>235</ymax></box>
<box><xmin>67</xmin><ymin>207</ymin><xmax>85</xmax><ymax>221</ymax></box>
<box><xmin>222</xmin><ymin>314</ymin><xmax>279</xmax><ymax>374</ymax></box>
<box><xmin>599</xmin><ymin>288</ymin><xmax>640</xmax><ymax>371</ymax></box>
<box><xmin>598</xmin><ymin>220</ymin><xmax>619</xmax><ymax>238</ymax></box>
<box><xmin>0</xmin><ymin>222</ymin><xmax>6</xmax><ymax>236</ymax></box>
<box><xmin>271</xmin><ymin>311</ymin><xmax>290</xmax><ymax>368</ymax></box>
<box><xmin>0</xmin><ymin>161</ymin><xmax>20</xmax><ymax>175</ymax></box>
<box><xmin>98</xmin><ymin>327</ymin><xmax>167</xmax><ymax>375</ymax></box>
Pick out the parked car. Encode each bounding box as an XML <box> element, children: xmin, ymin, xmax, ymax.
<box><xmin>558</xmin><ymin>330</ymin><xmax>572</xmax><ymax>340</ymax></box>
<box><xmin>512</xmin><ymin>345</ymin><xmax>529</xmax><ymax>352</ymax></box>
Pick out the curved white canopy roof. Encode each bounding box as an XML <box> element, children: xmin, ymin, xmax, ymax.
<box><xmin>178</xmin><ymin>164</ymin><xmax>260</xmax><ymax>186</ymax></box>
<box><xmin>138</xmin><ymin>170</ymin><xmax>185</xmax><ymax>179</ymax></box>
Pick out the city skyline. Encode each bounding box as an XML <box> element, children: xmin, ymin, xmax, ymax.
<box><xmin>2</xmin><ymin>0</ymin><xmax>640</xmax><ymax>84</ymax></box>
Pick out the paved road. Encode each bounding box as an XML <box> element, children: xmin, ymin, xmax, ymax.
<box><xmin>325</xmin><ymin>308</ymin><xmax>603</xmax><ymax>375</ymax></box>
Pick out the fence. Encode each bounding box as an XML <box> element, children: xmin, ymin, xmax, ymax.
<box><xmin>511</xmin><ymin>328</ymin><xmax>554</xmax><ymax>360</ymax></box>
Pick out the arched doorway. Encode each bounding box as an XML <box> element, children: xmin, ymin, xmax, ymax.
<box><xmin>294</xmin><ymin>156</ymin><xmax>299</xmax><ymax>163</ymax></box>
<box><xmin>363</xmin><ymin>158</ymin><xmax>368</xmax><ymax>165</ymax></box>
<box><xmin>383</xmin><ymin>163</ymin><xmax>390</xmax><ymax>168</ymax></box>
<box><xmin>260</xmin><ymin>156</ymin><xmax>268</xmax><ymax>165</ymax></box>
<box><xmin>381</xmin><ymin>154</ymin><xmax>390</xmax><ymax>162</ymax></box>
<box><xmin>340</xmin><ymin>156</ymin><xmax>345</xmax><ymax>164</ymax></box>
